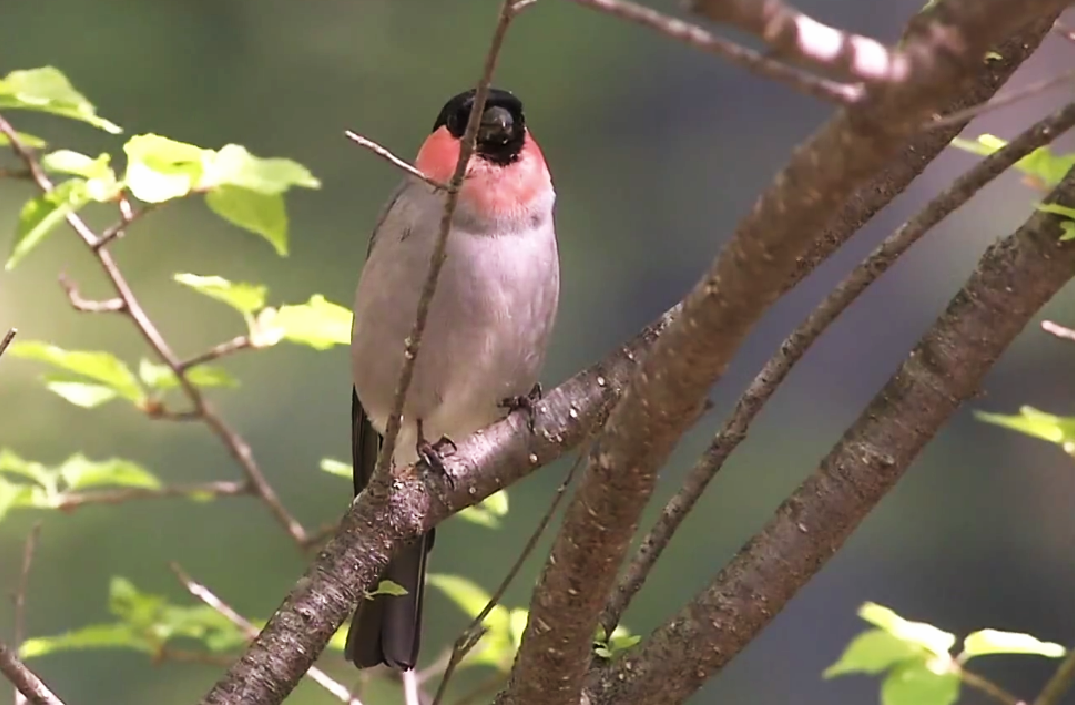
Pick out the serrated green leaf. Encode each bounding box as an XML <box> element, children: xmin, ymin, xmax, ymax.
<box><xmin>269</xmin><ymin>295</ymin><xmax>352</xmax><ymax>350</ymax></box>
<box><xmin>825</xmin><ymin>629</ymin><xmax>925</xmax><ymax>677</ymax></box>
<box><xmin>10</xmin><ymin>341</ymin><xmax>142</xmax><ymax>401</ymax></box>
<box><xmin>0</xmin><ymin>131</ymin><xmax>46</xmax><ymax>148</ymax></box>
<box><xmin>202</xmin><ymin>144</ymin><xmax>320</xmax><ymax>194</ymax></box>
<box><xmin>205</xmin><ymin>186</ymin><xmax>288</xmax><ymax>256</ymax></box>
<box><xmin>7</xmin><ymin>179</ymin><xmax>90</xmax><ymax>270</ymax></box>
<box><xmin>974</xmin><ymin>406</ymin><xmax>1075</xmax><ymax>445</ymax></box>
<box><xmin>58</xmin><ymin>455</ymin><xmax>159</xmax><ymax>491</ymax></box>
<box><xmin>859</xmin><ymin>603</ymin><xmax>956</xmax><ymax>657</ymax></box>
<box><xmin>0</xmin><ymin>67</ymin><xmax>121</xmax><ymax>133</ymax></box>
<box><xmin>319</xmin><ymin>458</ymin><xmax>351</xmax><ymax>478</ymax></box>
<box><xmin>962</xmin><ymin>630</ymin><xmax>1066</xmax><ymax>659</ymax></box>
<box><xmin>19</xmin><ymin>623</ymin><xmax>149</xmax><ymax>658</ymax></box>
<box><xmin>172</xmin><ymin>274</ymin><xmax>266</xmax><ymax>315</ymax></box>
<box><xmin>123</xmin><ymin>133</ymin><xmax>208</xmax><ymax>203</ymax></box>
<box><xmin>137</xmin><ymin>358</ymin><xmax>237</xmax><ymax>390</ymax></box>
<box><xmin>881</xmin><ymin>661</ymin><xmax>960</xmax><ymax>705</ymax></box>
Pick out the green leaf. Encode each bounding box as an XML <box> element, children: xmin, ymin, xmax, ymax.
<box><xmin>369</xmin><ymin>580</ymin><xmax>409</xmax><ymax>598</ymax></box>
<box><xmin>328</xmin><ymin>622</ymin><xmax>349</xmax><ymax>652</ymax></box>
<box><xmin>825</xmin><ymin>629</ymin><xmax>925</xmax><ymax>677</ymax></box>
<box><xmin>58</xmin><ymin>455</ymin><xmax>159</xmax><ymax>491</ymax></box>
<box><xmin>1038</xmin><ymin>203</ymin><xmax>1075</xmax><ymax>241</ymax></box>
<box><xmin>0</xmin><ymin>131</ymin><xmax>46</xmax><ymax>148</ymax></box>
<box><xmin>0</xmin><ymin>449</ymin><xmax>52</xmax><ymax>485</ymax></box>
<box><xmin>0</xmin><ymin>477</ymin><xmax>20</xmax><ymax>521</ymax></box>
<box><xmin>859</xmin><ymin>603</ymin><xmax>956</xmax><ymax>658</ymax></box>
<box><xmin>41</xmin><ymin>150</ymin><xmax>119</xmax><ymax>202</ymax></box>
<box><xmin>172</xmin><ymin>274</ymin><xmax>267</xmax><ymax>316</ymax></box>
<box><xmin>881</xmin><ymin>661</ymin><xmax>960</xmax><ymax>705</ymax></box>
<box><xmin>123</xmin><ymin>133</ymin><xmax>208</xmax><ymax>203</ymax></box>
<box><xmin>43</xmin><ymin>377</ymin><xmax>120</xmax><ymax>408</ymax></box>
<box><xmin>458</xmin><ymin>490</ymin><xmax>509</xmax><ymax>529</ymax></box>
<box><xmin>9</xmin><ymin>341</ymin><xmax>143</xmax><ymax>402</ymax></box>
<box><xmin>0</xmin><ymin>67</ymin><xmax>121</xmax><ymax>133</ymax></box>
<box><xmin>137</xmin><ymin>358</ymin><xmax>237</xmax><ymax>390</ymax></box>
<box><xmin>205</xmin><ymin>186</ymin><xmax>288</xmax><ymax>255</ymax></box>
<box><xmin>202</xmin><ymin>144</ymin><xmax>320</xmax><ymax>194</ymax></box>
<box><xmin>108</xmin><ymin>576</ymin><xmax>165</xmax><ymax>630</ymax></box>
<box><xmin>19</xmin><ymin>623</ymin><xmax>150</xmax><ymax>658</ymax></box>
<box><xmin>962</xmin><ymin>630</ymin><xmax>1066</xmax><ymax>659</ymax></box>
<box><xmin>974</xmin><ymin>406</ymin><xmax>1075</xmax><ymax>446</ymax></box>
<box><xmin>319</xmin><ymin>458</ymin><xmax>352</xmax><ymax>478</ymax></box>
<box><xmin>950</xmin><ymin>134</ymin><xmax>1075</xmax><ymax>188</ymax></box>
<box><xmin>7</xmin><ymin>179</ymin><xmax>90</xmax><ymax>270</ymax></box>
<box><xmin>508</xmin><ymin>608</ymin><xmax>529</xmax><ymax>649</ymax></box>
<box><xmin>267</xmin><ymin>295</ymin><xmax>352</xmax><ymax>350</ymax></box>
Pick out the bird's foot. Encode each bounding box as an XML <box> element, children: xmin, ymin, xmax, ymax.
<box><xmin>499</xmin><ymin>382</ymin><xmax>543</xmax><ymax>434</ymax></box>
<box><xmin>415</xmin><ymin>419</ymin><xmax>457</xmax><ymax>486</ymax></box>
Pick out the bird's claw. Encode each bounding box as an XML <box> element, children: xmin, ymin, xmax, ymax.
<box><xmin>416</xmin><ymin>425</ymin><xmax>457</xmax><ymax>488</ymax></box>
<box><xmin>499</xmin><ymin>382</ymin><xmax>543</xmax><ymax>434</ymax></box>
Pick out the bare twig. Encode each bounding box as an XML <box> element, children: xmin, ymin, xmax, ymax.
<box><xmin>430</xmin><ymin>445</ymin><xmax>589</xmax><ymax>705</ymax></box>
<box><xmin>959</xmin><ymin>666</ymin><xmax>1025</xmax><ymax>705</ymax></box>
<box><xmin>93</xmin><ymin>196</ymin><xmax>151</xmax><ymax>251</ymax></box>
<box><xmin>0</xmin><ymin>328</ymin><xmax>16</xmax><ymax>359</ymax></box>
<box><xmin>602</xmin><ymin>99</ymin><xmax>1075</xmax><ymax>634</ymax></box>
<box><xmin>1042</xmin><ymin>319</ymin><xmax>1075</xmax><ymax>341</ymax></box>
<box><xmin>59</xmin><ymin>274</ymin><xmax>125</xmax><ymax>313</ymax></box>
<box><xmin>0</xmin><ymin>112</ymin><xmax>309</xmax><ymax>547</ymax></box>
<box><xmin>930</xmin><ymin>68</ymin><xmax>1075</xmax><ymax>128</ymax></box>
<box><xmin>373</xmin><ymin>0</ymin><xmax>522</xmax><ymax>479</ymax></box>
<box><xmin>344</xmin><ymin>132</ymin><xmax>446</xmax><ymax>191</ymax></box>
<box><xmin>11</xmin><ymin>524</ymin><xmax>41</xmax><ymax>705</ymax></box>
<box><xmin>54</xmin><ymin>480</ymin><xmax>250</xmax><ymax>510</ymax></box>
<box><xmin>178</xmin><ymin>336</ymin><xmax>253</xmax><ymax>371</ymax></box>
<box><xmin>169</xmin><ymin>563</ymin><xmax>365</xmax><ymax>705</ymax></box>
<box><xmin>1034</xmin><ymin>641</ymin><xmax>1075</xmax><ymax>705</ymax></box>
<box><xmin>566</xmin><ymin>0</ymin><xmax>863</xmax><ymax>105</ymax></box>
<box><xmin>0</xmin><ymin>642</ymin><xmax>65</xmax><ymax>705</ymax></box>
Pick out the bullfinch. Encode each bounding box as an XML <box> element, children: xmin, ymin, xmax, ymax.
<box><xmin>346</xmin><ymin>88</ymin><xmax>560</xmax><ymax>671</ymax></box>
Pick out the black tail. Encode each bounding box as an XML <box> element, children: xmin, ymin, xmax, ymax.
<box><xmin>345</xmin><ymin>388</ymin><xmax>434</xmax><ymax>670</ymax></box>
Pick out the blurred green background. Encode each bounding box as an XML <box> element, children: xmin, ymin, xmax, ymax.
<box><xmin>3</xmin><ymin>1</ymin><xmax>1075</xmax><ymax>704</ymax></box>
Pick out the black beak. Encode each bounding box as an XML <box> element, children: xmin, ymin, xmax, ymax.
<box><xmin>478</xmin><ymin>105</ymin><xmax>514</xmax><ymax>144</ymax></box>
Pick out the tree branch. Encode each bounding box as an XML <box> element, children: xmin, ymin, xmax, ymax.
<box><xmin>0</xmin><ymin>642</ymin><xmax>65</xmax><ymax>705</ymax></box>
<box><xmin>1034</xmin><ymin>638</ymin><xmax>1075</xmax><ymax>705</ymax></box>
<box><xmin>497</xmin><ymin>4</ymin><xmax>1069</xmax><ymax>705</ymax></box>
<box><xmin>0</xmin><ymin>328</ymin><xmax>16</xmax><ymax>360</ymax></box>
<box><xmin>601</xmin><ymin>98</ymin><xmax>1075</xmax><ymax>634</ymax></box>
<box><xmin>11</xmin><ymin>524</ymin><xmax>41</xmax><ymax>705</ymax></box>
<box><xmin>595</xmin><ymin>139</ymin><xmax>1075</xmax><ymax>705</ymax></box>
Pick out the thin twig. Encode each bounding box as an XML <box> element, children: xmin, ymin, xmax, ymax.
<box><xmin>169</xmin><ymin>563</ymin><xmax>364</xmax><ymax>705</ymax></box>
<box><xmin>1042</xmin><ymin>319</ymin><xmax>1075</xmax><ymax>342</ymax></box>
<box><xmin>53</xmin><ymin>480</ymin><xmax>250</xmax><ymax>510</ymax></box>
<box><xmin>566</xmin><ymin>0</ymin><xmax>863</xmax><ymax>105</ymax></box>
<box><xmin>0</xmin><ymin>112</ymin><xmax>309</xmax><ymax>547</ymax></box>
<box><xmin>959</xmin><ymin>666</ymin><xmax>1025</xmax><ymax>705</ymax></box>
<box><xmin>374</xmin><ymin>0</ymin><xmax>522</xmax><ymax>478</ymax></box>
<box><xmin>430</xmin><ymin>443</ymin><xmax>589</xmax><ymax>705</ymax></box>
<box><xmin>178</xmin><ymin>336</ymin><xmax>253</xmax><ymax>371</ymax></box>
<box><xmin>0</xmin><ymin>328</ymin><xmax>16</xmax><ymax>359</ymax></box>
<box><xmin>0</xmin><ymin>642</ymin><xmax>65</xmax><ymax>705</ymax></box>
<box><xmin>601</xmin><ymin>99</ymin><xmax>1075</xmax><ymax>634</ymax></box>
<box><xmin>11</xmin><ymin>524</ymin><xmax>41</xmax><ymax>705</ymax></box>
<box><xmin>58</xmin><ymin>273</ymin><xmax>125</xmax><ymax>313</ymax></box>
<box><xmin>93</xmin><ymin>197</ymin><xmax>151</xmax><ymax>251</ymax></box>
<box><xmin>344</xmin><ymin>132</ymin><xmax>446</xmax><ymax>191</ymax></box>
<box><xmin>1033</xmin><ymin>641</ymin><xmax>1075</xmax><ymax>705</ymax></box>
<box><xmin>929</xmin><ymin>68</ymin><xmax>1075</xmax><ymax>129</ymax></box>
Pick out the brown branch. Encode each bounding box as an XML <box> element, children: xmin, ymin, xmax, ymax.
<box><xmin>0</xmin><ymin>113</ymin><xmax>309</xmax><ymax>547</ymax></box>
<box><xmin>0</xmin><ymin>642</ymin><xmax>65</xmax><ymax>705</ymax></box>
<box><xmin>565</xmin><ymin>0</ymin><xmax>863</xmax><ymax>105</ymax></box>
<box><xmin>11</xmin><ymin>524</ymin><xmax>41</xmax><ymax>705</ymax></box>
<box><xmin>499</xmin><ymin>4</ymin><xmax>1068</xmax><ymax>705</ymax></box>
<box><xmin>373</xmin><ymin>0</ymin><xmax>521</xmax><ymax>481</ymax></box>
<box><xmin>58</xmin><ymin>274</ymin><xmax>125</xmax><ymax>313</ymax></box>
<box><xmin>688</xmin><ymin>0</ymin><xmax>908</xmax><ymax>83</ymax></box>
<box><xmin>169</xmin><ymin>563</ymin><xmax>365</xmax><ymax>705</ymax></box>
<box><xmin>0</xmin><ymin>328</ymin><xmax>16</xmax><ymax>360</ymax></box>
<box><xmin>343</xmin><ymin>132</ymin><xmax>446</xmax><ymax>191</ymax></box>
<box><xmin>431</xmin><ymin>446</ymin><xmax>589</xmax><ymax>705</ymax></box>
<box><xmin>594</xmin><ymin>140</ymin><xmax>1075</xmax><ymax>705</ymax></box>
<box><xmin>178</xmin><ymin>336</ymin><xmax>253</xmax><ymax>371</ymax></box>
<box><xmin>601</xmin><ymin>99</ymin><xmax>1075</xmax><ymax>634</ymax></box>
<box><xmin>930</xmin><ymin>68</ymin><xmax>1075</xmax><ymax>129</ymax></box>
<box><xmin>92</xmin><ymin>195</ymin><xmax>151</xmax><ymax>251</ymax></box>
<box><xmin>1034</xmin><ymin>640</ymin><xmax>1075</xmax><ymax>705</ymax></box>
<box><xmin>959</xmin><ymin>666</ymin><xmax>1025</xmax><ymax>705</ymax></box>
<box><xmin>53</xmin><ymin>480</ymin><xmax>250</xmax><ymax>510</ymax></box>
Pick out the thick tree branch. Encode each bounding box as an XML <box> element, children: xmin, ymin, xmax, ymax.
<box><xmin>0</xmin><ymin>642</ymin><xmax>64</xmax><ymax>705</ymax></box>
<box><xmin>601</xmin><ymin>99</ymin><xmax>1075</xmax><ymax>634</ymax></box>
<box><xmin>497</xmin><ymin>4</ymin><xmax>1069</xmax><ymax>705</ymax></box>
<box><xmin>594</xmin><ymin>147</ymin><xmax>1075</xmax><ymax>705</ymax></box>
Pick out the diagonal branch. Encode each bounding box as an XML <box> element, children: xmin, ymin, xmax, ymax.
<box><xmin>601</xmin><ymin>99</ymin><xmax>1075</xmax><ymax>634</ymax></box>
<box><xmin>0</xmin><ymin>642</ymin><xmax>64</xmax><ymax>705</ymax></box>
<box><xmin>595</xmin><ymin>135</ymin><xmax>1075</xmax><ymax>705</ymax></box>
<box><xmin>0</xmin><ymin>328</ymin><xmax>16</xmax><ymax>360</ymax></box>
<box><xmin>496</xmin><ymin>4</ymin><xmax>1069</xmax><ymax>705</ymax></box>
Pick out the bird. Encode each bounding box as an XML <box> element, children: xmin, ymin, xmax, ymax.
<box><xmin>346</xmin><ymin>87</ymin><xmax>560</xmax><ymax>671</ymax></box>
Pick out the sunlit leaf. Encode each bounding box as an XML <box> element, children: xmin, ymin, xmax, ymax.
<box><xmin>19</xmin><ymin>623</ymin><xmax>150</xmax><ymax>658</ymax></box>
<box><xmin>43</xmin><ymin>378</ymin><xmax>120</xmax><ymax>408</ymax></box>
<box><xmin>7</xmin><ymin>179</ymin><xmax>90</xmax><ymax>270</ymax></box>
<box><xmin>974</xmin><ymin>406</ymin><xmax>1075</xmax><ymax>446</ymax></box>
<box><xmin>881</xmin><ymin>661</ymin><xmax>960</xmax><ymax>705</ymax></box>
<box><xmin>41</xmin><ymin>150</ymin><xmax>119</xmax><ymax>202</ymax></box>
<box><xmin>172</xmin><ymin>274</ymin><xmax>267</xmax><ymax>316</ymax></box>
<box><xmin>0</xmin><ymin>67</ymin><xmax>121</xmax><ymax>133</ymax></box>
<box><xmin>951</xmin><ymin>134</ymin><xmax>1075</xmax><ymax>188</ymax></box>
<box><xmin>962</xmin><ymin>630</ymin><xmax>1066</xmax><ymax>659</ymax></box>
<box><xmin>205</xmin><ymin>186</ymin><xmax>288</xmax><ymax>256</ymax></box>
<box><xmin>202</xmin><ymin>144</ymin><xmax>320</xmax><ymax>194</ymax></box>
<box><xmin>427</xmin><ymin>573</ymin><xmax>508</xmax><ymax>634</ymax></box>
<box><xmin>859</xmin><ymin>603</ymin><xmax>956</xmax><ymax>658</ymax></box>
<box><xmin>123</xmin><ymin>133</ymin><xmax>208</xmax><ymax>203</ymax></box>
<box><xmin>825</xmin><ymin>630</ymin><xmax>924</xmax><ymax>677</ymax></box>
<box><xmin>58</xmin><ymin>455</ymin><xmax>159</xmax><ymax>491</ymax></box>
<box><xmin>508</xmin><ymin>608</ymin><xmax>529</xmax><ymax>649</ymax></box>
<box><xmin>319</xmin><ymin>458</ymin><xmax>352</xmax><ymax>478</ymax></box>
<box><xmin>0</xmin><ymin>131</ymin><xmax>46</xmax><ymax>148</ymax></box>
<box><xmin>9</xmin><ymin>341</ymin><xmax>143</xmax><ymax>403</ymax></box>
<box><xmin>369</xmin><ymin>580</ymin><xmax>409</xmax><ymax>598</ymax></box>
<box><xmin>269</xmin><ymin>295</ymin><xmax>352</xmax><ymax>350</ymax></box>
<box><xmin>138</xmin><ymin>358</ymin><xmax>237</xmax><ymax>390</ymax></box>
<box><xmin>458</xmin><ymin>489</ymin><xmax>510</xmax><ymax>529</ymax></box>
